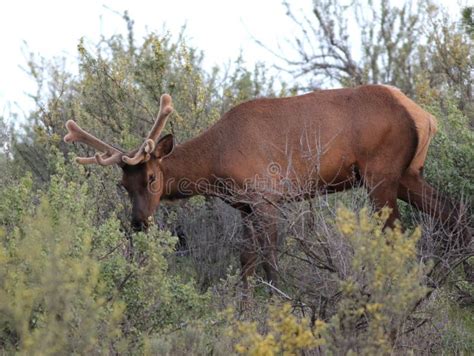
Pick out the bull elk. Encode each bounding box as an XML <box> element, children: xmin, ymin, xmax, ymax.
<box><xmin>64</xmin><ymin>85</ymin><xmax>469</xmax><ymax>285</ymax></box>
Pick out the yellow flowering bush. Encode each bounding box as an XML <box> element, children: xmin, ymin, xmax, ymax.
<box><xmin>231</xmin><ymin>205</ymin><xmax>432</xmax><ymax>355</ymax></box>
<box><xmin>329</xmin><ymin>205</ymin><xmax>429</xmax><ymax>354</ymax></box>
<box><xmin>233</xmin><ymin>303</ymin><xmax>326</xmax><ymax>355</ymax></box>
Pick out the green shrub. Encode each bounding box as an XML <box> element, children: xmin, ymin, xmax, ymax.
<box><xmin>0</xmin><ymin>170</ymin><xmax>211</xmax><ymax>354</ymax></box>
<box><xmin>0</xmin><ymin>180</ymin><xmax>125</xmax><ymax>354</ymax></box>
<box><xmin>422</xmin><ymin>91</ymin><xmax>474</xmax><ymax>200</ymax></box>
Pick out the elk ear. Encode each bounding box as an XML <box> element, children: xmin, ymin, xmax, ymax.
<box><xmin>153</xmin><ymin>134</ymin><xmax>175</xmax><ymax>159</ymax></box>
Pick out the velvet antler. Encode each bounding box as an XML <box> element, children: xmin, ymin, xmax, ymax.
<box><xmin>122</xmin><ymin>94</ymin><xmax>173</xmax><ymax>165</ymax></box>
<box><xmin>64</xmin><ymin>120</ymin><xmax>124</xmax><ymax>166</ymax></box>
<box><xmin>64</xmin><ymin>93</ymin><xmax>173</xmax><ymax>166</ymax></box>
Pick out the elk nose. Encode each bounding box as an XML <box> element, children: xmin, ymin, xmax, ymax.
<box><xmin>131</xmin><ymin>219</ymin><xmax>147</xmax><ymax>232</ymax></box>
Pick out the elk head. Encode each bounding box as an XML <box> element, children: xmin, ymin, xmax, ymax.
<box><xmin>64</xmin><ymin>94</ymin><xmax>174</xmax><ymax>231</ymax></box>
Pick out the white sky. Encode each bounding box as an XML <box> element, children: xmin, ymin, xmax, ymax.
<box><xmin>0</xmin><ymin>0</ymin><xmax>464</xmax><ymax>122</ymax></box>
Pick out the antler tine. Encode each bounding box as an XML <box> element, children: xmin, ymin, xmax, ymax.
<box><xmin>122</xmin><ymin>94</ymin><xmax>173</xmax><ymax>166</ymax></box>
<box><xmin>121</xmin><ymin>139</ymin><xmax>154</xmax><ymax>165</ymax></box>
<box><xmin>95</xmin><ymin>152</ymin><xmax>124</xmax><ymax>166</ymax></box>
<box><xmin>73</xmin><ymin>152</ymin><xmax>122</xmax><ymax>166</ymax></box>
<box><xmin>147</xmin><ymin>94</ymin><xmax>173</xmax><ymax>148</ymax></box>
<box><xmin>75</xmin><ymin>156</ymin><xmax>100</xmax><ymax>165</ymax></box>
<box><xmin>64</xmin><ymin>120</ymin><xmax>124</xmax><ymax>166</ymax></box>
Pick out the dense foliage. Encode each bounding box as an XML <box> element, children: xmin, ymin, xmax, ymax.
<box><xmin>1</xmin><ymin>1</ymin><xmax>472</xmax><ymax>354</ymax></box>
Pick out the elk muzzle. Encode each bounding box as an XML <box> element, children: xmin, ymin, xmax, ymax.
<box><xmin>131</xmin><ymin>218</ymin><xmax>150</xmax><ymax>232</ymax></box>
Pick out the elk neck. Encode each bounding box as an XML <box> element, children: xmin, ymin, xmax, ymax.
<box><xmin>159</xmin><ymin>133</ymin><xmax>218</xmax><ymax>200</ymax></box>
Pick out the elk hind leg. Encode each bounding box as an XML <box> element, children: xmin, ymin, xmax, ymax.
<box><xmin>364</xmin><ymin>175</ymin><xmax>401</xmax><ymax>229</ymax></box>
<box><xmin>398</xmin><ymin>171</ymin><xmax>470</xmax><ymax>247</ymax></box>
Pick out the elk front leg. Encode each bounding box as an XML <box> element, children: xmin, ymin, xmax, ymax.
<box><xmin>240</xmin><ymin>210</ymin><xmax>258</xmax><ymax>291</ymax></box>
<box><xmin>239</xmin><ymin>203</ymin><xmax>280</xmax><ymax>286</ymax></box>
<box><xmin>252</xmin><ymin>204</ymin><xmax>279</xmax><ymax>285</ymax></box>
